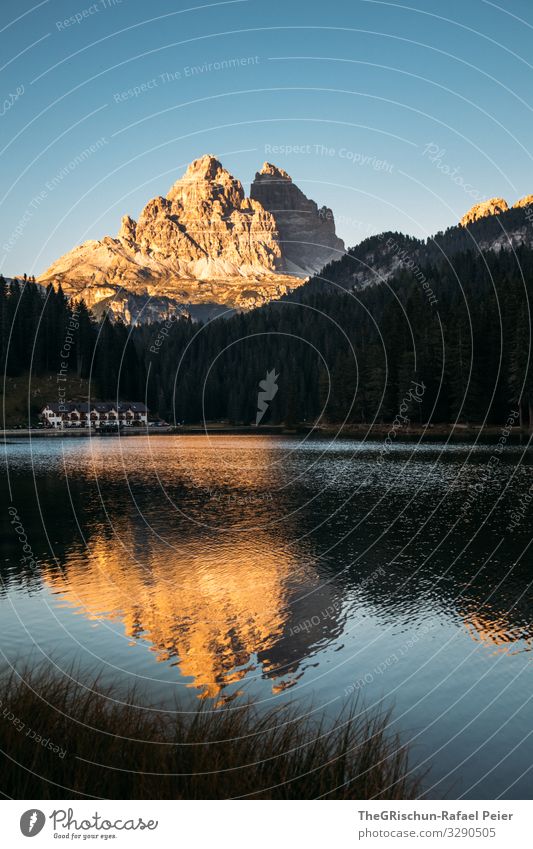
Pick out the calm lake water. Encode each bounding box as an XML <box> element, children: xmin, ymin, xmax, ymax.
<box><xmin>2</xmin><ymin>435</ymin><xmax>532</xmax><ymax>799</ymax></box>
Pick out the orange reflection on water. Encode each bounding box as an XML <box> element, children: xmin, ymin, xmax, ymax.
<box><xmin>42</xmin><ymin>528</ymin><xmax>319</xmax><ymax>698</ymax></box>
<box><xmin>463</xmin><ymin>611</ymin><xmax>533</xmax><ymax>655</ymax></box>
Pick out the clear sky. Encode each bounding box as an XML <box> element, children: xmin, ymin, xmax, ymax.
<box><xmin>2</xmin><ymin>0</ymin><xmax>533</xmax><ymax>276</ymax></box>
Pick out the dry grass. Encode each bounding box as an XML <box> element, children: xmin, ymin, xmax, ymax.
<box><xmin>0</xmin><ymin>666</ymin><xmax>422</xmax><ymax>799</ymax></box>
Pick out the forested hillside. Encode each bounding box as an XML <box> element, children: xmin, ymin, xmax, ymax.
<box><xmin>2</xmin><ymin>240</ymin><xmax>532</xmax><ymax>428</ymax></box>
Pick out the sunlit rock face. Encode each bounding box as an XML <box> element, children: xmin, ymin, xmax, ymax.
<box><xmin>513</xmin><ymin>194</ymin><xmax>533</xmax><ymax>210</ymax></box>
<box><xmin>38</xmin><ymin>155</ymin><xmax>344</xmax><ymax>322</ymax></box>
<box><xmin>459</xmin><ymin>197</ymin><xmax>509</xmax><ymax>227</ymax></box>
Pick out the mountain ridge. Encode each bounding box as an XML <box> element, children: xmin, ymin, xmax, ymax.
<box><xmin>298</xmin><ymin>197</ymin><xmax>533</xmax><ymax>300</ymax></box>
<box><xmin>37</xmin><ymin>154</ymin><xmax>345</xmax><ymax>322</ymax></box>
<box><xmin>34</xmin><ymin>157</ymin><xmax>533</xmax><ymax>321</ymax></box>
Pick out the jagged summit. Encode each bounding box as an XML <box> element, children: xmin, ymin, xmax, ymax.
<box><xmin>183</xmin><ymin>153</ymin><xmax>224</xmax><ymax>178</ymax></box>
<box><xmin>166</xmin><ymin>154</ymin><xmax>245</xmax><ymax>206</ymax></box>
<box><xmin>38</xmin><ymin>154</ymin><xmax>344</xmax><ymax>322</ymax></box>
<box><xmin>118</xmin><ymin>214</ymin><xmax>136</xmax><ymax>244</ymax></box>
<box><xmin>257</xmin><ymin>162</ymin><xmax>292</xmax><ymax>181</ymax></box>
<box><xmin>459</xmin><ymin>195</ymin><xmax>533</xmax><ymax>228</ymax></box>
<box><xmin>250</xmin><ymin>164</ymin><xmax>344</xmax><ymax>276</ymax></box>
<box><xmin>513</xmin><ymin>194</ymin><xmax>533</xmax><ymax>209</ymax></box>
<box><xmin>460</xmin><ymin>197</ymin><xmax>509</xmax><ymax>227</ymax></box>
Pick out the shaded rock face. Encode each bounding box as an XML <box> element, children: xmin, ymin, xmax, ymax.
<box><xmin>460</xmin><ymin>197</ymin><xmax>509</xmax><ymax>227</ymax></box>
<box><xmin>250</xmin><ymin>163</ymin><xmax>345</xmax><ymax>275</ymax></box>
<box><xmin>38</xmin><ymin>155</ymin><xmax>344</xmax><ymax>322</ymax></box>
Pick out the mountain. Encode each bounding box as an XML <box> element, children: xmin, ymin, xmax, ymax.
<box><xmin>8</xmin><ymin>191</ymin><xmax>533</xmax><ymax>430</ymax></box>
<box><xmin>250</xmin><ymin>163</ymin><xmax>345</xmax><ymax>275</ymax></box>
<box><xmin>35</xmin><ymin>157</ymin><xmax>533</xmax><ymax>323</ymax></box>
<box><xmin>38</xmin><ymin>154</ymin><xmax>344</xmax><ymax>322</ymax></box>
<box><xmin>459</xmin><ymin>194</ymin><xmax>533</xmax><ymax>226</ymax></box>
<box><xmin>459</xmin><ymin>197</ymin><xmax>509</xmax><ymax>227</ymax></box>
<box><xmin>299</xmin><ymin>194</ymin><xmax>533</xmax><ymax>297</ymax></box>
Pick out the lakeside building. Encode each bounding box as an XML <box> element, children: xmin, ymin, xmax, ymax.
<box><xmin>40</xmin><ymin>402</ymin><xmax>148</xmax><ymax>429</ymax></box>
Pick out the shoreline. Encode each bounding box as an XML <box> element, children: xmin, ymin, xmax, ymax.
<box><xmin>2</xmin><ymin>422</ymin><xmax>531</xmax><ymax>442</ymax></box>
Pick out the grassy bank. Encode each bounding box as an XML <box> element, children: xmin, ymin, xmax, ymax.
<box><xmin>1</xmin><ymin>373</ymin><xmax>91</xmax><ymax>427</ymax></box>
<box><xmin>0</xmin><ymin>668</ymin><xmax>421</xmax><ymax>799</ymax></box>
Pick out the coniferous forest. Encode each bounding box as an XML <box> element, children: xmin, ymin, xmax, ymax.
<box><xmin>2</xmin><ymin>241</ymin><xmax>533</xmax><ymax>429</ymax></box>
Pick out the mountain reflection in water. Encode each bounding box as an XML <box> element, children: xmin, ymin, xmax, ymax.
<box><xmin>2</xmin><ymin>436</ymin><xmax>533</xmax><ymax>797</ymax></box>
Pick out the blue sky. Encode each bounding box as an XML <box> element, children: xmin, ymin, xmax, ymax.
<box><xmin>1</xmin><ymin>0</ymin><xmax>533</xmax><ymax>276</ymax></box>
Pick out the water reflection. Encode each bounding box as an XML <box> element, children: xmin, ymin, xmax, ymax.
<box><xmin>463</xmin><ymin>611</ymin><xmax>533</xmax><ymax>655</ymax></box>
<box><xmin>4</xmin><ymin>436</ymin><xmax>533</xmax><ymax>796</ymax></box>
<box><xmin>2</xmin><ymin>438</ymin><xmax>351</xmax><ymax>697</ymax></box>
<box><xmin>40</xmin><ymin>528</ymin><xmax>336</xmax><ymax>698</ymax></box>
<box><xmin>2</xmin><ymin>436</ymin><xmax>533</xmax><ymax>696</ymax></box>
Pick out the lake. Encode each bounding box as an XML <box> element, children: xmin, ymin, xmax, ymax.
<box><xmin>2</xmin><ymin>435</ymin><xmax>532</xmax><ymax>799</ymax></box>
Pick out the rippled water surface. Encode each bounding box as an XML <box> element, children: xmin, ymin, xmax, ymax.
<box><xmin>2</xmin><ymin>435</ymin><xmax>533</xmax><ymax>798</ymax></box>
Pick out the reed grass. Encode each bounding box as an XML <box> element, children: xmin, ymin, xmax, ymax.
<box><xmin>0</xmin><ymin>666</ymin><xmax>422</xmax><ymax>799</ymax></box>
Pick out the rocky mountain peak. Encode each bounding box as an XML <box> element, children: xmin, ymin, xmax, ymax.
<box><xmin>460</xmin><ymin>197</ymin><xmax>509</xmax><ymax>227</ymax></box>
<box><xmin>184</xmin><ymin>153</ymin><xmax>223</xmax><ymax>178</ymax></box>
<box><xmin>118</xmin><ymin>214</ymin><xmax>137</xmax><ymax>244</ymax></box>
<box><xmin>38</xmin><ymin>154</ymin><xmax>345</xmax><ymax>322</ymax></box>
<box><xmin>257</xmin><ymin>162</ymin><xmax>292</xmax><ymax>181</ymax></box>
<box><xmin>250</xmin><ymin>164</ymin><xmax>344</xmax><ymax>275</ymax></box>
<box><xmin>166</xmin><ymin>154</ymin><xmax>244</xmax><ymax>207</ymax></box>
<box><xmin>513</xmin><ymin>194</ymin><xmax>533</xmax><ymax>209</ymax></box>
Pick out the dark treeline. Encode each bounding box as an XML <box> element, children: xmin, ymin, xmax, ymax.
<box><xmin>308</xmin><ymin>204</ymin><xmax>533</xmax><ymax>295</ymax></box>
<box><xmin>0</xmin><ymin>278</ymin><xmax>146</xmax><ymax>403</ymax></box>
<box><xmin>2</xmin><ymin>241</ymin><xmax>533</xmax><ymax>428</ymax></box>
